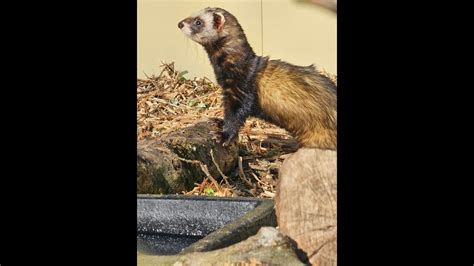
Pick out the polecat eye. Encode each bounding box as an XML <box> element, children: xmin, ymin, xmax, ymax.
<box><xmin>195</xmin><ymin>20</ymin><xmax>201</xmax><ymax>26</ymax></box>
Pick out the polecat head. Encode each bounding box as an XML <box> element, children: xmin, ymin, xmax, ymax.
<box><xmin>178</xmin><ymin>7</ymin><xmax>239</xmax><ymax>45</ymax></box>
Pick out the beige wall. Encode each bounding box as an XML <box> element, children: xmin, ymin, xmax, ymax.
<box><xmin>138</xmin><ymin>0</ymin><xmax>336</xmax><ymax>81</ymax></box>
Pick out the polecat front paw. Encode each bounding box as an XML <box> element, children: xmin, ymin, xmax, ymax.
<box><xmin>210</xmin><ymin>130</ymin><xmax>234</xmax><ymax>147</ymax></box>
<box><xmin>210</xmin><ymin>130</ymin><xmax>223</xmax><ymax>144</ymax></box>
<box><xmin>208</xmin><ymin>118</ymin><xmax>236</xmax><ymax>147</ymax></box>
<box><xmin>207</xmin><ymin>117</ymin><xmax>224</xmax><ymax>128</ymax></box>
<box><xmin>221</xmin><ymin>132</ymin><xmax>233</xmax><ymax>147</ymax></box>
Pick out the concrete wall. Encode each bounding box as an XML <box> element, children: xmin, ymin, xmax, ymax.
<box><xmin>138</xmin><ymin>0</ymin><xmax>336</xmax><ymax>81</ymax></box>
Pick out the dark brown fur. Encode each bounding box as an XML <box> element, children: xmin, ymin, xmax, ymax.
<box><xmin>179</xmin><ymin>7</ymin><xmax>337</xmax><ymax>150</ymax></box>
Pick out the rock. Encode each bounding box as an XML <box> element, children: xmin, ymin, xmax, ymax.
<box><xmin>275</xmin><ymin>148</ymin><xmax>337</xmax><ymax>266</ymax></box>
<box><xmin>181</xmin><ymin>199</ymin><xmax>277</xmax><ymax>254</ymax></box>
<box><xmin>137</xmin><ymin>227</ymin><xmax>305</xmax><ymax>266</ymax></box>
<box><xmin>137</xmin><ymin>121</ymin><xmax>239</xmax><ymax>194</ymax></box>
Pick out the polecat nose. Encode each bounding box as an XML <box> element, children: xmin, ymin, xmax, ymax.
<box><xmin>178</xmin><ymin>21</ymin><xmax>184</xmax><ymax>29</ymax></box>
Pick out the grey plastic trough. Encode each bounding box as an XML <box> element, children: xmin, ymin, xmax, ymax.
<box><xmin>137</xmin><ymin>194</ymin><xmax>276</xmax><ymax>255</ymax></box>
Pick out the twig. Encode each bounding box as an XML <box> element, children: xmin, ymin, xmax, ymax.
<box><xmin>262</xmin><ymin>191</ymin><xmax>275</xmax><ymax>198</ymax></box>
<box><xmin>150</xmin><ymin>80</ymin><xmax>161</xmax><ymax>90</ymax></box>
<box><xmin>197</xmin><ymin>178</ymin><xmax>209</xmax><ymax>194</ymax></box>
<box><xmin>251</xmin><ymin>172</ymin><xmax>267</xmax><ymax>186</ymax></box>
<box><xmin>248</xmin><ymin>163</ymin><xmax>268</xmax><ymax>172</ymax></box>
<box><xmin>210</xmin><ymin>149</ymin><xmax>231</xmax><ymax>186</ymax></box>
<box><xmin>177</xmin><ymin>156</ymin><xmax>220</xmax><ymax>190</ymax></box>
<box><xmin>241</xmin><ymin>187</ymin><xmax>257</xmax><ymax>197</ymax></box>
<box><xmin>238</xmin><ymin>156</ymin><xmax>254</xmax><ymax>189</ymax></box>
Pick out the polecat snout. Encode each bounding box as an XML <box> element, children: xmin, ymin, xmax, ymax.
<box><xmin>178</xmin><ymin>7</ymin><xmax>337</xmax><ymax>150</ymax></box>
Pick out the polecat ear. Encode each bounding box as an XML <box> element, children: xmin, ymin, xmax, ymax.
<box><xmin>213</xmin><ymin>12</ymin><xmax>225</xmax><ymax>32</ymax></box>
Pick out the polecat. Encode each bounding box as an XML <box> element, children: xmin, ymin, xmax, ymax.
<box><xmin>178</xmin><ymin>7</ymin><xmax>337</xmax><ymax>150</ymax></box>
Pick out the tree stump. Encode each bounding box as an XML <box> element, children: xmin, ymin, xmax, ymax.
<box><xmin>137</xmin><ymin>121</ymin><xmax>239</xmax><ymax>194</ymax></box>
<box><xmin>275</xmin><ymin>148</ymin><xmax>337</xmax><ymax>265</ymax></box>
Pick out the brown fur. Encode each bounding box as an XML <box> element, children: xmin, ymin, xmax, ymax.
<box><xmin>256</xmin><ymin>60</ymin><xmax>337</xmax><ymax>149</ymax></box>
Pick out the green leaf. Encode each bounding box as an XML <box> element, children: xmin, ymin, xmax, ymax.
<box><xmin>178</xmin><ymin>70</ymin><xmax>189</xmax><ymax>77</ymax></box>
<box><xmin>178</xmin><ymin>70</ymin><xmax>189</xmax><ymax>81</ymax></box>
<box><xmin>203</xmin><ymin>187</ymin><xmax>215</xmax><ymax>196</ymax></box>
